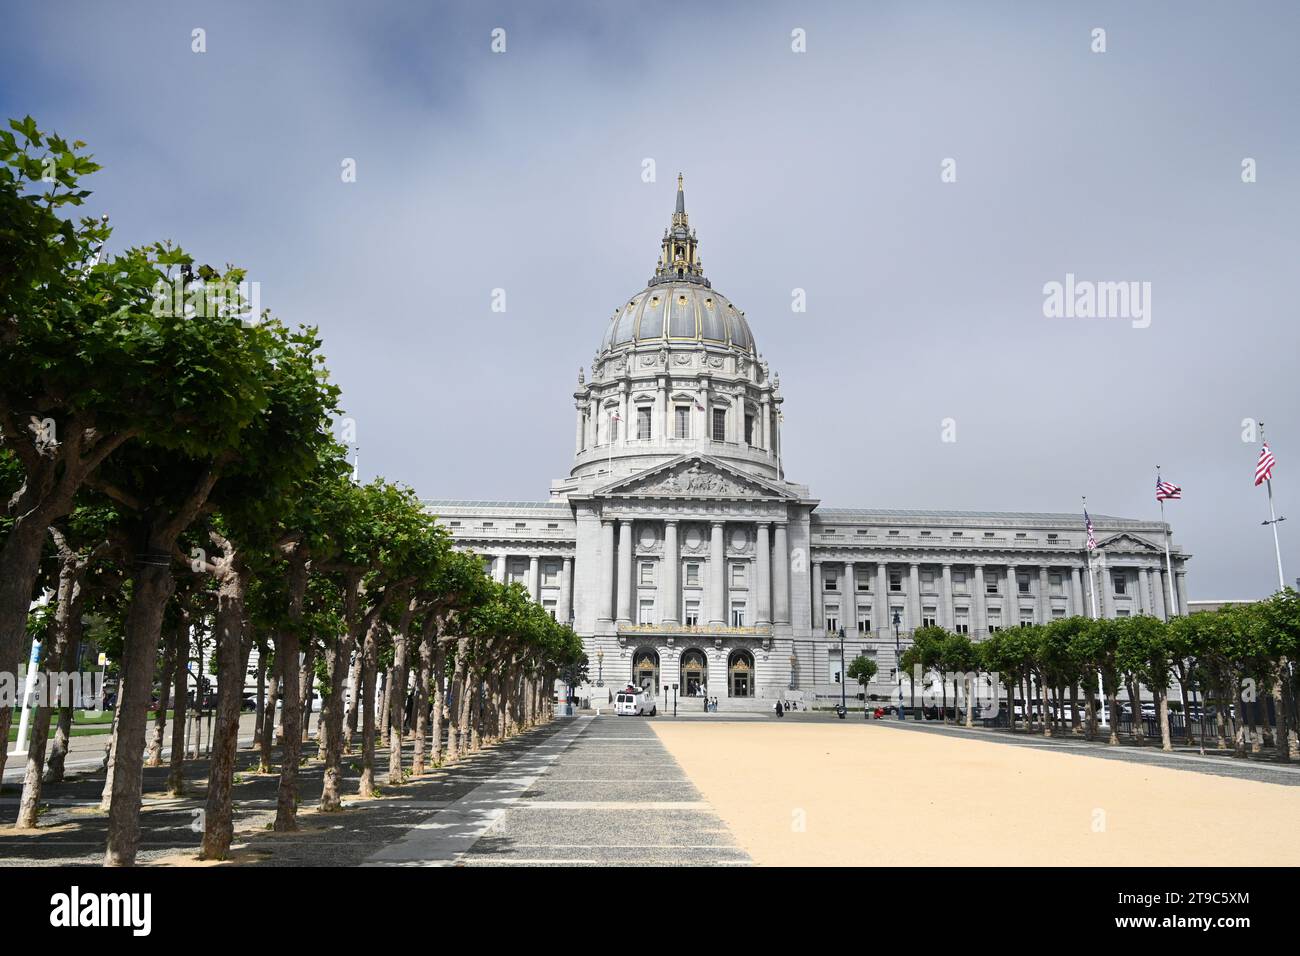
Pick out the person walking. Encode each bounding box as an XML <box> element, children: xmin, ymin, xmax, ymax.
<box><xmin>775</xmin><ymin>700</ymin><xmax>785</xmax><ymax>718</ymax></box>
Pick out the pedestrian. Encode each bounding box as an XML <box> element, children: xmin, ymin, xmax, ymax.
<box><xmin>703</xmin><ymin>693</ymin><xmax>708</xmax><ymax>713</ymax></box>
<box><xmin>775</xmin><ymin>700</ymin><xmax>784</xmax><ymax>718</ymax></box>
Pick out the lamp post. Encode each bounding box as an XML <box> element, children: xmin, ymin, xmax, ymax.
<box><xmin>671</xmin><ymin>682</ymin><xmax>678</xmax><ymax>717</ymax></box>
<box><xmin>788</xmin><ymin>653</ymin><xmax>797</xmax><ymax>691</ymax></box>
<box><xmin>893</xmin><ymin>609</ymin><xmax>905</xmax><ymax>721</ymax></box>
<box><xmin>596</xmin><ymin>649</ymin><xmax>604</xmax><ymax>687</ymax></box>
<box><xmin>837</xmin><ymin>627</ymin><xmax>847</xmax><ymax>718</ymax></box>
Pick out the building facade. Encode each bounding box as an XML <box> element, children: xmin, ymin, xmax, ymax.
<box><xmin>425</xmin><ymin>178</ymin><xmax>1191</xmax><ymax>709</ymax></box>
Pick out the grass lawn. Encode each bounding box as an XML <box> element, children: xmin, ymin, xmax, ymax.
<box><xmin>6</xmin><ymin>709</ymin><xmax>175</xmax><ymax>742</ymax></box>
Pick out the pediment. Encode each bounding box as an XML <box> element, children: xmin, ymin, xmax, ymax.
<box><xmin>1097</xmin><ymin>532</ymin><xmax>1161</xmax><ymax>553</ymax></box>
<box><xmin>596</xmin><ymin>455</ymin><xmax>795</xmax><ymax>500</ymax></box>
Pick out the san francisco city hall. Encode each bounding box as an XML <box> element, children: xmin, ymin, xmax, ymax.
<box><xmin>425</xmin><ymin>178</ymin><xmax>1191</xmax><ymax>710</ymax></box>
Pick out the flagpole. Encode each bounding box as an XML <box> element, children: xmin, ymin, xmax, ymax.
<box><xmin>1083</xmin><ymin>496</ymin><xmax>1098</xmax><ymax>619</ymax></box>
<box><xmin>1157</xmin><ymin>466</ymin><xmax>1178</xmax><ymax>616</ymax></box>
<box><xmin>1260</xmin><ymin>423</ymin><xmax>1286</xmax><ymax>592</ymax></box>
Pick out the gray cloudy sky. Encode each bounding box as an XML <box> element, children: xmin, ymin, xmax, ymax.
<box><xmin>4</xmin><ymin>1</ymin><xmax>1297</xmax><ymax>599</ymax></box>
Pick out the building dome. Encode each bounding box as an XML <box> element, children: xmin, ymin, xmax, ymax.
<box><xmin>599</xmin><ymin>284</ymin><xmax>755</xmax><ymax>353</ymax></box>
<box><xmin>597</xmin><ymin>174</ymin><xmax>755</xmax><ymax>357</ymax></box>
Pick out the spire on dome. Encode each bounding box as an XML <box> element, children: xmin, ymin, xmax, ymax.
<box><xmin>651</xmin><ymin>173</ymin><xmax>708</xmax><ymax>287</ymax></box>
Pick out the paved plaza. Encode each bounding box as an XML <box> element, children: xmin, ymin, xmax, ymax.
<box><xmin>3</xmin><ymin>714</ymin><xmax>1298</xmax><ymax>867</ymax></box>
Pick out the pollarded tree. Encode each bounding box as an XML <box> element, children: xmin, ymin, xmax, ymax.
<box><xmin>940</xmin><ymin>633</ymin><xmax>978</xmax><ymax>727</ymax></box>
<box><xmin>847</xmin><ymin>654</ymin><xmax>878</xmax><ymax>712</ymax></box>
<box><xmin>1256</xmin><ymin>588</ymin><xmax>1299</xmax><ymax>761</ymax></box>
<box><xmin>1116</xmin><ymin>614</ymin><xmax>1173</xmax><ymax>751</ymax></box>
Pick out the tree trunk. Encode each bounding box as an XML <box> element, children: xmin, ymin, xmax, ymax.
<box><xmin>387</xmin><ymin>612</ymin><xmax>412</xmax><ymax>785</ymax></box>
<box><xmin>411</xmin><ymin>626</ymin><xmax>431</xmax><ymax>777</ymax></box>
<box><xmin>253</xmin><ymin>651</ymin><xmax>267</xmax><ymax>750</ymax></box>
<box><xmin>1273</xmin><ymin>661</ymin><xmax>1292</xmax><ymax>763</ymax></box>
<box><xmin>100</xmin><ymin>702</ymin><xmax>120</xmax><ymax>810</ymax></box>
<box><xmin>343</xmin><ymin>651</ymin><xmax>363</xmax><ymax>754</ymax></box>
<box><xmin>319</xmin><ymin>634</ymin><xmax>351</xmax><ymax>811</ymax></box>
<box><xmin>357</xmin><ymin>621</ymin><xmax>380</xmax><ymax>798</ymax></box>
<box><xmin>165</xmin><ymin>621</ymin><xmax>189</xmax><ymax>795</ymax></box>
<box><xmin>1106</xmin><ymin>672</ymin><xmax>1121</xmax><ymax>745</ymax></box>
<box><xmin>299</xmin><ymin>639</ymin><xmax>316</xmax><ymax>745</ymax></box>
<box><xmin>1157</xmin><ymin>688</ymin><xmax>1173</xmax><ymax>751</ymax></box>
<box><xmin>0</xmin><ymin>519</ymin><xmax>50</xmax><ymax>785</ymax></box>
<box><xmin>1083</xmin><ymin>683</ymin><xmax>1097</xmax><ymax>741</ymax></box>
<box><xmin>273</xmin><ymin>627</ymin><xmax>302</xmax><ymax>831</ymax></box>
<box><xmin>200</xmin><ymin>564</ymin><xmax>253</xmax><ymax>861</ymax></box>
<box><xmin>104</xmin><ymin>561</ymin><xmax>176</xmax><ymax>866</ymax></box>
<box><xmin>258</xmin><ymin>667</ymin><xmax>280</xmax><ymax>773</ymax></box>
<box><xmin>430</xmin><ymin>639</ymin><xmax>447</xmax><ymax>766</ymax></box>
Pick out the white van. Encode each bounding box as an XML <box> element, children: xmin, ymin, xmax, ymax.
<box><xmin>614</xmin><ymin>687</ymin><xmax>656</xmax><ymax>717</ymax></box>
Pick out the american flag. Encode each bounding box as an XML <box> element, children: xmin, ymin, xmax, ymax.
<box><xmin>1155</xmin><ymin>478</ymin><xmax>1181</xmax><ymax>501</ymax></box>
<box><xmin>1084</xmin><ymin>509</ymin><xmax>1097</xmax><ymax>551</ymax></box>
<box><xmin>1255</xmin><ymin>442</ymin><xmax>1276</xmax><ymax>486</ymax></box>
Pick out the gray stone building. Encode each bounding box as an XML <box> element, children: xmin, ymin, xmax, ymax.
<box><xmin>425</xmin><ymin>178</ymin><xmax>1190</xmax><ymax>710</ymax></box>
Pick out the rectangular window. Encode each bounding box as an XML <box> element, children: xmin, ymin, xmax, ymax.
<box><xmin>890</xmin><ymin>606</ymin><xmax>905</xmax><ymax>630</ymax></box>
<box><xmin>509</xmin><ymin>562</ymin><xmax>527</xmax><ymax>584</ymax></box>
<box><xmin>1113</xmin><ymin>574</ymin><xmax>1127</xmax><ymax>596</ymax></box>
<box><xmin>640</xmin><ymin>561</ymin><xmax>654</xmax><ymax>586</ymax></box>
<box><xmin>1117</xmin><ymin>608</ymin><xmax>1131</xmax><ymax>617</ymax></box>
<box><xmin>953</xmin><ymin>571</ymin><xmax>967</xmax><ymax>593</ymax></box>
<box><xmin>543</xmin><ymin>600</ymin><xmax>557</xmax><ymax>620</ymax></box>
<box><xmin>1017</xmin><ymin>573</ymin><xmax>1031</xmax><ymax>594</ymax></box>
<box><xmin>1052</xmin><ymin>607</ymin><xmax>1066</xmax><ymax>619</ymax></box>
<box><xmin>825</xmin><ymin>611</ymin><xmax>839</xmax><ymax>634</ymax></box>
<box><xmin>637</xmin><ymin>406</ymin><xmax>651</xmax><ymax>440</ymax></box>
<box><xmin>857</xmin><ymin>609</ymin><xmax>871</xmax><ymax>634</ymax></box>
<box><xmin>712</xmin><ymin>408</ymin><xmax>726</xmax><ymax>441</ymax></box>
<box><xmin>685</xmin><ymin>600</ymin><xmax>700</xmax><ymax>626</ymax></box>
<box><xmin>638</xmin><ymin>599</ymin><xmax>654</xmax><ymax>625</ymax></box>
<box><xmin>744</xmin><ymin>413</ymin><xmax>755</xmax><ymax>445</ymax></box>
<box><xmin>1020</xmin><ymin>610</ymin><xmax>1035</xmax><ymax>627</ymax></box>
<box><xmin>449</xmin><ymin>520</ymin><xmax>461</xmax><ymax>527</ymax></box>
<box><xmin>923</xmin><ymin>608</ymin><xmax>937</xmax><ymax>628</ymax></box>
<box><xmin>857</xmin><ymin>575</ymin><xmax>871</xmax><ymax>592</ymax></box>
<box><xmin>730</xmin><ymin>563</ymin><xmax>746</xmax><ymax>588</ymax></box>
<box><xmin>955</xmin><ymin>608</ymin><xmax>970</xmax><ymax>635</ymax></box>
<box><xmin>888</xmin><ymin>530</ymin><xmax>901</xmax><ymax>537</ymax></box>
<box><xmin>685</xmin><ymin>563</ymin><xmax>700</xmax><ymax>587</ymax></box>
<box><xmin>675</xmin><ymin>406</ymin><xmax>690</xmax><ymax>439</ymax></box>
<box><xmin>547</xmin><ymin>522</ymin><xmax>559</xmax><ymax>529</ymax></box>
<box><xmin>824</xmin><ymin>570</ymin><xmax>838</xmax><ymax>592</ymax></box>
<box><xmin>1049</xmin><ymin>573</ymin><xmax>1063</xmax><ymax>595</ymax></box>
<box><xmin>542</xmin><ymin>561</ymin><xmax>560</xmax><ymax>587</ymax></box>
<box><xmin>987</xmin><ymin>610</ymin><xmax>1002</xmax><ymax>633</ymax></box>
<box><xmin>986</xmin><ymin>577</ymin><xmax>999</xmax><ymax>595</ymax></box>
<box><xmin>921</xmin><ymin>570</ymin><xmax>936</xmax><ymax>590</ymax></box>
<box><xmin>730</xmin><ymin>601</ymin><xmax>746</xmax><ymax>627</ymax></box>
<box><xmin>889</xmin><ymin>571</ymin><xmax>903</xmax><ymax>592</ymax></box>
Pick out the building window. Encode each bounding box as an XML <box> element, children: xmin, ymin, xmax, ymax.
<box><xmin>638</xmin><ymin>599</ymin><xmax>655</xmax><ymax>625</ymax></box>
<box><xmin>542</xmin><ymin>562</ymin><xmax>560</xmax><ymax>587</ymax></box>
<box><xmin>482</xmin><ymin>521</ymin><xmax>494</xmax><ymax>528</ymax></box>
<box><xmin>684</xmin><ymin>600</ymin><xmax>700</xmax><ymax>626</ymax></box>
<box><xmin>920</xmin><ymin>530</ymin><xmax>932</xmax><ymax>537</ymax></box>
<box><xmin>857</xmin><ymin>611</ymin><xmax>871</xmax><ymax>634</ymax></box>
<box><xmin>857</xmin><ymin>575</ymin><xmax>870</xmax><ymax>592</ymax></box>
<box><xmin>890</xmin><ymin>606</ymin><xmax>905</xmax><ymax>630</ymax></box>
<box><xmin>987</xmin><ymin>610</ymin><xmax>1002</xmax><ymax>633</ymax></box>
<box><xmin>1019</xmin><ymin>610</ymin><xmax>1035</xmax><ymax>627</ymax></box>
<box><xmin>888</xmin><ymin>530</ymin><xmax>901</xmax><ymax>537</ymax></box>
<box><xmin>986</xmin><ymin>577</ymin><xmax>999</xmax><ymax>595</ymax></box>
<box><xmin>921</xmin><ymin>569</ymin><xmax>936</xmax><ymax>590</ymax></box>
<box><xmin>825</xmin><ymin>608</ymin><xmax>839</xmax><ymax>633</ymax></box>
<box><xmin>730</xmin><ymin>601</ymin><xmax>746</xmax><ymax>627</ymax></box>
<box><xmin>1047</xmin><ymin>533</ymin><xmax>1059</xmax><ymax>541</ymax></box>
<box><xmin>889</xmin><ymin>571</ymin><xmax>903</xmax><ymax>592</ymax></box>
<box><xmin>685</xmin><ymin>563</ymin><xmax>700</xmax><ymax>587</ymax></box>
<box><xmin>1049</xmin><ymin>573</ymin><xmax>1063</xmax><ymax>595</ymax></box>
<box><xmin>1113</xmin><ymin>574</ymin><xmax>1127</xmax><ymax>596</ymax></box>
<box><xmin>824</xmin><ymin>570</ymin><xmax>838</xmax><ymax>592</ymax></box>
<box><xmin>954</xmin><ymin>609</ymin><xmax>970</xmax><ymax>634</ymax></box>
<box><xmin>1052</xmin><ymin>608</ymin><xmax>1066</xmax><ymax>619</ymax></box>
<box><xmin>744</xmin><ymin>413</ymin><xmax>755</xmax><ymax>445</ymax></box>
<box><xmin>953</xmin><ymin>571</ymin><xmax>967</xmax><ymax>593</ymax></box>
<box><xmin>509</xmin><ymin>562</ymin><xmax>527</xmax><ymax>584</ymax></box>
<box><xmin>1117</xmin><ymin>608</ymin><xmax>1131</xmax><ymax>617</ymax></box>
<box><xmin>640</xmin><ymin>561</ymin><xmax>654</xmax><ymax>586</ymax></box>
<box><xmin>515</xmin><ymin>522</ymin><xmax>527</xmax><ymax>529</ymax></box>
<box><xmin>1017</xmin><ymin>573</ymin><xmax>1031</xmax><ymax>594</ymax></box>
<box><xmin>922</xmin><ymin>608</ymin><xmax>937</xmax><ymax>628</ymax></box>
<box><xmin>730</xmin><ymin>563</ymin><xmax>746</xmax><ymax>588</ymax></box>
<box><xmin>983</xmin><ymin>532</ymin><xmax>995</xmax><ymax>539</ymax></box>
<box><xmin>547</xmin><ymin>522</ymin><xmax>558</xmax><ymax>529</ymax></box>
<box><xmin>712</xmin><ymin>408</ymin><xmax>726</xmax><ymax>441</ymax></box>
<box><xmin>675</xmin><ymin>406</ymin><xmax>691</xmax><ymax>438</ymax></box>
<box><xmin>637</xmin><ymin>406</ymin><xmax>651</xmax><ymax>440</ymax></box>
<box><xmin>543</xmin><ymin>600</ymin><xmax>557</xmax><ymax>620</ymax></box>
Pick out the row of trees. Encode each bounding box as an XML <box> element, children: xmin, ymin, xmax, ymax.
<box><xmin>897</xmin><ymin>594</ymin><xmax>1300</xmax><ymax>760</ymax></box>
<box><xmin>1</xmin><ymin>116</ymin><xmax>584</xmax><ymax>865</ymax></box>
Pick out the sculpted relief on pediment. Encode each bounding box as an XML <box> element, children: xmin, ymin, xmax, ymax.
<box><xmin>623</xmin><ymin>461</ymin><xmax>758</xmax><ymax>498</ymax></box>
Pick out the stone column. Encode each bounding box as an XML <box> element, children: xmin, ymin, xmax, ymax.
<box><xmin>493</xmin><ymin>555</ymin><xmax>506</xmax><ymax>584</ymax></box>
<box><xmin>698</xmin><ymin>378</ymin><xmax>711</xmax><ymax>443</ymax></box>
<box><xmin>875</xmin><ymin>563</ymin><xmax>888</xmax><ymax>633</ymax></box>
<box><xmin>558</xmin><ymin>556</ymin><xmax>573</xmax><ymax>623</ymax></box>
<box><xmin>731</xmin><ymin>390</ymin><xmax>743</xmax><ymax>444</ymax></box>
<box><xmin>588</xmin><ymin>396</ymin><xmax>599</xmax><ymax>446</ymax></box>
<box><xmin>1100</xmin><ymin>555</ymin><xmax>1115</xmax><ymax>619</ymax></box>
<box><xmin>574</xmin><ymin>404</ymin><xmax>585</xmax><ymax>455</ymax></box>
<box><xmin>1038</xmin><ymin>566</ymin><xmax>1050</xmax><ymax>623</ymax></box>
<box><xmin>708</xmin><ymin>521</ymin><xmax>726</xmax><ymax>625</ymax></box>
<box><xmin>843</xmin><ymin>562</ymin><xmax>857</xmax><ymax>633</ymax></box>
<box><xmin>772</xmin><ymin>522</ymin><xmax>790</xmax><ymax>624</ymax></box>
<box><xmin>1175</xmin><ymin>570</ymin><xmax>1188</xmax><ymax>618</ymax></box>
<box><xmin>757</xmin><ymin>524</ymin><xmax>773</xmax><ymax>626</ymax></box>
<box><xmin>1152</xmin><ymin>567</ymin><xmax>1167</xmax><ymax>620</ymax></box>
<box><xmin>810</xmin><ymin>559</ymin><xmax>823</xmax><ymax>631</ymax></box>
<box><xmin>907</xmin><ymin>563</ymin><xmax>921</xmax><ymax>631</ymax></box>
<box><xmin>657</xmin><ymin>376</ymin><xmax>668</xmax><ymax>441</ymax></box>
<box><xmin>616</xmin><ymin>520</ymin><xmax>634</xmax><ymax>624</ymax></box>
<box><xmin>1138</xmin><ymin>567</ymin><xmax>1152</xmax><ymax>615</ymax></box>
<box><xmin>597</xmin><ymin>521</ymin><xmax>614</xmax><ymax>623</ymax></box>
<box><xmin>1003</xmin><ymin>563</ymin><xmax>1017</xmax><ymax>626</ymax></box>
<box><xmin>941</xmin><ymin>564</ymin><xmax>954</xmax><ymax>630</ymax></box>
<box><xmin>661</xmin><ymin>520</ymin><xmax>679</xmax><ymax>624</ymax></box>
<box><xmin>1070</xmin><ymin>568</ymin><xmax>1083</xmax><ymax>617</ymax></box>
<box><xmin>973</xmin><ymin>565</ymin><xmax>987</xmax><ymax>635</ymax></box>
<box><xmin>528</xmin><ymin>555</ymin><xmax>540</xmax><ymax>602</ymax></box>
<box><xmin>760</xmin><ymin>395</ymin><xmax>771</xmax><ymax>450</ymax></box>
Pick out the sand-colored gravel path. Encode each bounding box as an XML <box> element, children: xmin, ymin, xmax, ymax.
<box><xmin>651</xmin><ymin>721</ymin><xmax>1300</xmax><ymax>867</ymax></box>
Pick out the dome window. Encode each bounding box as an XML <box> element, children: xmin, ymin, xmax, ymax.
<box><xmin>678</xmin><ymin>295</ymin><xmax>687</xmax><ymax>304</ymax></box>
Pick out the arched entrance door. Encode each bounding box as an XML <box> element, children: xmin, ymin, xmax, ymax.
<box><xmin>728</xmin><ymin>649</ymin><xmax>754</xmax><ymax>697</ymax></box>
<box><xmin>632</xmin><ymin>647</ymin><xmax>660</xmax><ymax>697</ymax></box>
<box><xmin>680</xmin><ymin>649</ymin><xmax>708</xmax><ymax>697</ymax></box>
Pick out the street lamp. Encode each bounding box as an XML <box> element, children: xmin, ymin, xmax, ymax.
<box><xmin>596</xmin><ymin>649</ymin><xmax>604</xmax><ymax>687</ymax></box>
<box><xmin>788</xmin><ymin>653</ymin><xmax>796</xmax><ymax>691</ymax></box>
<box><xmin>837</xmin><ymin>627</ymin><xmax>847</xmax><ymax>718</ymax></box>
<box><xmin>671</xmin><ymin>682</ymin><xmax>678</xmax><ymax>717</ymax></box>
<box><xmin>893</xmin><ymin>609</ymin><xmax>905</xmax><ymax>721</ymax></box>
